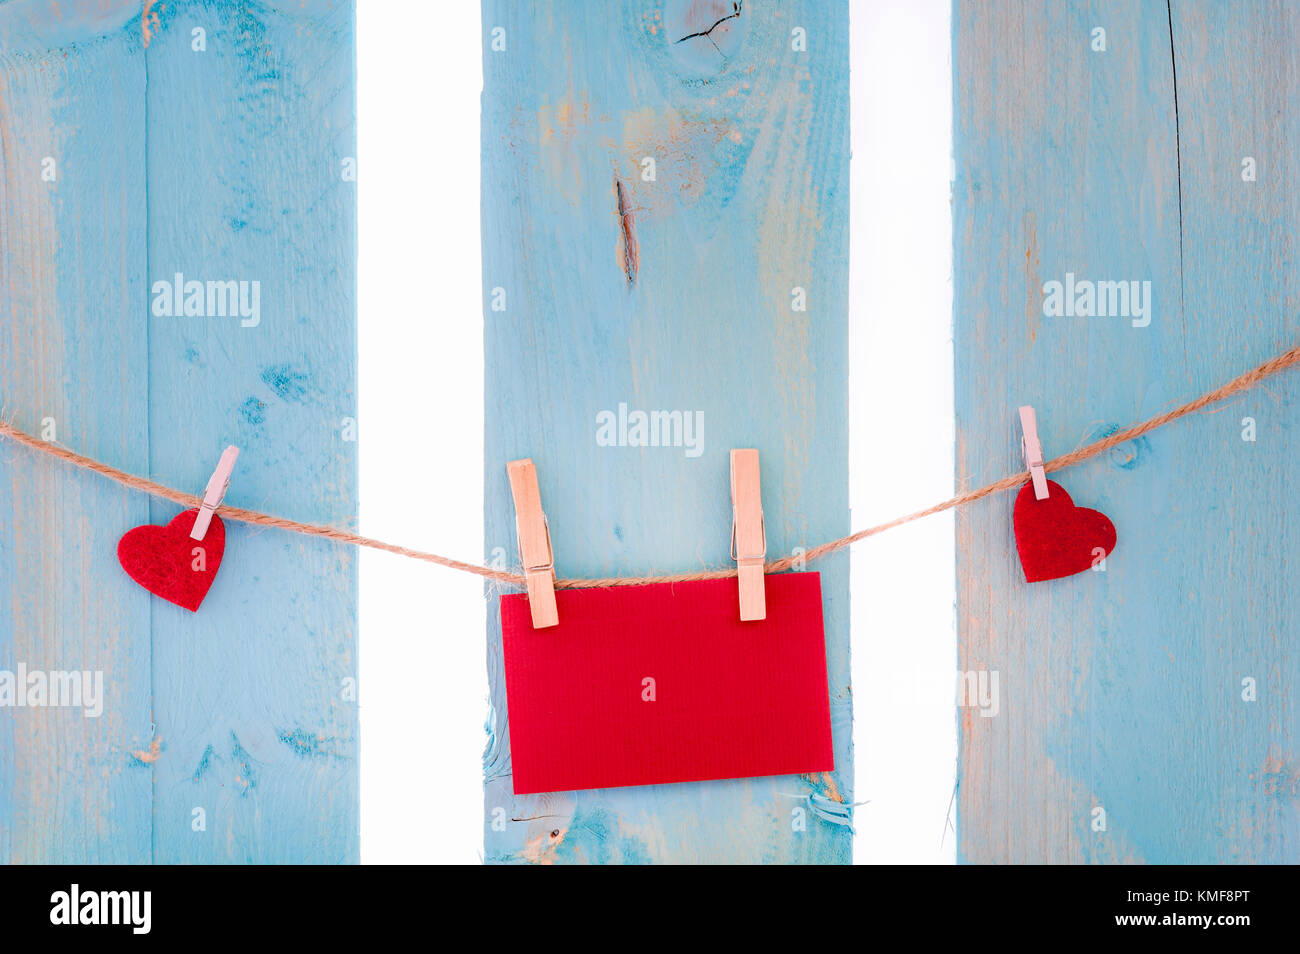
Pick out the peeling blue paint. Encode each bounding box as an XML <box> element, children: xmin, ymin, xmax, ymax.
<box><xmin>552</xmin><ymin>805</ymin><xmax>653</xmax><ymax>865</ymax></box>
<box><xmin>231</xmin><ymin>732</ymin><xmax>258</xmax><ymax>796</ymax></box>
<box><xmin>278</xmin><ymin>727</ymin><xmax>342</xmax><ymax>759</ymax></box>
<box><xmin>239</xmin><ymin>396</ymin><xmax>267</xmax><ymax>426</ymax></box>
<box><xmin>192</xmin><ymin>744</ymin><xmax>216</xmax><ymax>782</ymax></box>
<box><xmin>260</xmin><ymin>363</ymin><xmax>310</xmax><ymax>402</ymax></box>
<box><xmin>807</xmin><ymin>792</ymin><xmax>853</xmax><ymax>828</ymax></box>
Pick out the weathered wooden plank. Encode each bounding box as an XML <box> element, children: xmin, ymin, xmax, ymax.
<box><xmin>0</xmin><ymin>0</ymin><xmax>153</xmax><ymax>864</ymax></box>
<box><xmin>954</xmin><ymin>0</ymin><xmax>1299</xmax><ymax>863</ymax></box>
<box><xmin>142</xmin><ymin>0</ymin><xmax>358</xmax><ymax>864</ymax></box>
<box><xmin>482</xmin><ymin>0</ymin><xmax>852</xmax><ymax>864</ymax></box>
<box><xmin>1</xmin><ymin>0</ymin><xmax>356</xmax><ymax>863</ymax></box>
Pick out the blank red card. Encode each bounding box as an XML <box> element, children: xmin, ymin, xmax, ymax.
<box><xmin>500</xmin><ymin>571</ymin><xmax>833</xmax><ymax>795</ymax></box>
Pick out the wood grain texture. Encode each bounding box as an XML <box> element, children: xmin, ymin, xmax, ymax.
<box><xmin>0</xmin><ymin>0</ymin><xmax>357</xmax><ymax>863</ymax></box>
<box><xmin>482</xmin><ymin>0</ymin><xmax>852</xmax><ymax>863</ymax></box>
<box><xmin>0</xmin><ymin>0</ymin><xmax>151</xmax><ymax>865</ymax></box>
<box><xmin>954</xmin><ymin>0</ymin><xmax>1299</xmax><ymax>863</ymax></box>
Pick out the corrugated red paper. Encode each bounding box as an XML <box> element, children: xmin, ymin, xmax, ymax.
<box><xmin>500</xmin><ymin>571</ymin><xmax>834</xmax><ymax>795</ymax></box>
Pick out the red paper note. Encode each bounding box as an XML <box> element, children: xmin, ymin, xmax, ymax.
<box><xmin>500</xmin><ymin>571</ymin><xmax>834</xmax><ymax>795</ymax></box>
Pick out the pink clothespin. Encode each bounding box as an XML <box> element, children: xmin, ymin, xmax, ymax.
<box><xmin>1018</xmin><ymin>406</ymin><xmax>1049</xmax><ymax>500</ymax></box>
<box><xmin>730</xmin><ymin>448</ymin><xmax>767</xmax><ymax>621</ymax></box>
<box><xmin>507</xmin><ymin>458</ymin><xmax>558</xmax><ymax>629</ymax></box>
<box><xmin>190</xmin><ymin>446</ymin><xmax>240</xmax><ymax>541</ymax></box>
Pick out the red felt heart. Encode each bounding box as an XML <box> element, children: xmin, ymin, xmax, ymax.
<box><xmin>117</xmin><ymin>509</ymin><xmax>225</xmax><ymax>612</ymax></box>
<box><xmin>1013</xmin><ymin>479</ymin><xmax>1116</xmax><ymax>583</ymax></box>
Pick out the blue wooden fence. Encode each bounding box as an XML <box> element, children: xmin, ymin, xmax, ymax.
<box><xmin>0</xmin><ymin>0</ymin><xmax>357</xmax><ymax>864</ymax></box>
<box><xmin>481</xmin><ymin>0</ymin><xmax>853</xmax><ymax>864</ymax></box>
<box><xmin>954</xmin><ymin>0</ymin><xmax>1299</xmax><ymax>863</ymax></box>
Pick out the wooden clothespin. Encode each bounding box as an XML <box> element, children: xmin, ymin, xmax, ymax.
<box><xmin>507</xmin><ymin>458</ymin><xmax>558</xmax><ymax>629</ymax></box>
<box><xmin>730</xmin><ymin>448</ymin><xmax>767</xmax><ymax>621</ymax></box>
<box><xmin>1018</xmin><ymin>406</ymin><xmax>1049</xmax><ymax>500</ymax></box>
<box><xmin>190</xmin><ymin>446</ymin><xmax>240</xmax><ymax>541</ymax></box>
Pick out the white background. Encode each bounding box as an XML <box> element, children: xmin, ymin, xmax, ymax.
<box><xmin>358</xmin><ymin>0</ymin><xmax>954</xmax><ymax>864</ymax></box>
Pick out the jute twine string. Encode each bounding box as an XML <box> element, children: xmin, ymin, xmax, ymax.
<box><xmin>2</xmin><ymin>343</ymin><xmax>1298</xmax><ymax>589</ymax></box>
